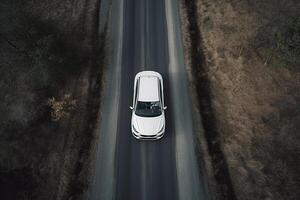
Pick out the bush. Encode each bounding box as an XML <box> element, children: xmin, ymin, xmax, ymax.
<box><xmin>255</xmin><ymin>15</ymin><xmax>300</xmax><ymax>68</ymax></box>
<box><xmin>48</xmin><ymin>94</ymin><xmax>77</xmax><ymax>121</ymax></box>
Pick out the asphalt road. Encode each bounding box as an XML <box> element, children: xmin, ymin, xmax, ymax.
<box><xmin>88</xmin><ymin>0</ymin><xmax>209</xmax><ymax>199</ymax></box>
<box><xmin>115</xmin><ymin>0</ymin><xmax>178</xmax><ymax>199</ymax></box>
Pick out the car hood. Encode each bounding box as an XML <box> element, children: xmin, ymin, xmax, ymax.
<box><xmin>132</xmin><ymin>113</ymin><xmax>164</xmax><ymax>135</ymax></box>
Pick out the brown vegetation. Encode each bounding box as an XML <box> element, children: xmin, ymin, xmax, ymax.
<box><xmin>48</xmin><ymin>94</ymin><xmax>77</xmax><ymax>121</ymax></box>
<box><xmin>180</xmin><ymin>0</ymin><xmax>300</xmax><ymax>199</ymax></box>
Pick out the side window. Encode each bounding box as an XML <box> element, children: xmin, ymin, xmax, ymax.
<box><xmin>158</xmin><ymin>79</ymin><xmax>163</xmax><ymax>105</ymax></box>
<box><xmin>134</xmin><ymin>79</ymin><xmax>139</xmax><ymax>107</ymax></box>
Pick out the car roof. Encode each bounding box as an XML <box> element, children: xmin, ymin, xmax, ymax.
<box><xmin>138</xmin><ymin>76</ymin><xmax>159</xmax><ymax>102</ymax></box>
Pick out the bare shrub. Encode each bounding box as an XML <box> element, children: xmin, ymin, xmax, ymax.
<box><xmin>48</xmin><ymin>94</ymin><xmax>77</xmax><ymax>121</ymax></box>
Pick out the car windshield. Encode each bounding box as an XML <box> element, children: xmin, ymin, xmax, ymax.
<box><xmin>135</xmin><ymin>101</ymin><xmax>162</xmax><ymax>117</ymax></box>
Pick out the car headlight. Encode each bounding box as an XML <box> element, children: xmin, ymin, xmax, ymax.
<box><xmin>132</xmin><ymin>124</ymin><xmax>139</xmax><ymax>133</ymax></box>
<box><xmin>158</xmin><ymin>125</ymin><xmax>164</xmax><ymax>134</ymax></box>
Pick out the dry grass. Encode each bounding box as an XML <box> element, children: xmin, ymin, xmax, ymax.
<box><xmin>48</xmin><ymin>94</ymin><xmax>77</xmax><ymax>121</ymax></box>
<box><xmin>180</xmin><ymin>0</ymin><xmax>300</xmax><ymax>199</ymax></box>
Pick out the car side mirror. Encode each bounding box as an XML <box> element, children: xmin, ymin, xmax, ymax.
<box><xmin>130</xmin><ymin>106</ymin><xmax>134</xmax><ymax>110</ymax></box>
<box><xmin>163</xmin><ymin>106</ymin><xmax>167</xmax><ymax>110</ymax></box>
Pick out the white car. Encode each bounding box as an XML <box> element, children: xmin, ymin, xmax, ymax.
<box><xmin>130</xmin><ymin>71</ymin><xmax>167</xmax><ymax>140</ymax></box>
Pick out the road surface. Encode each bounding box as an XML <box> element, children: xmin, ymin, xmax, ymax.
<box><xmin>88</xmin><ymin>0</ymin><xmax>209</xmax><ymax>199</ymax></box>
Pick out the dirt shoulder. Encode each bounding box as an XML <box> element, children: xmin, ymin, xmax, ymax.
<box><xmin>0</xmin><ymin>0</ymin><xmax>106</xmax><ymax>199</ymax></box>
<box><xmin>180</xmin><ymin>0</ymin><xmax>300</xmax><ymax>199</ymax></box>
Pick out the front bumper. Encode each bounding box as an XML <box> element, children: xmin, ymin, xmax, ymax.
<box><xmin>132</xmin><ymin>129</ymin><xmax>164</xmax><ymax>140</ymax></box>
